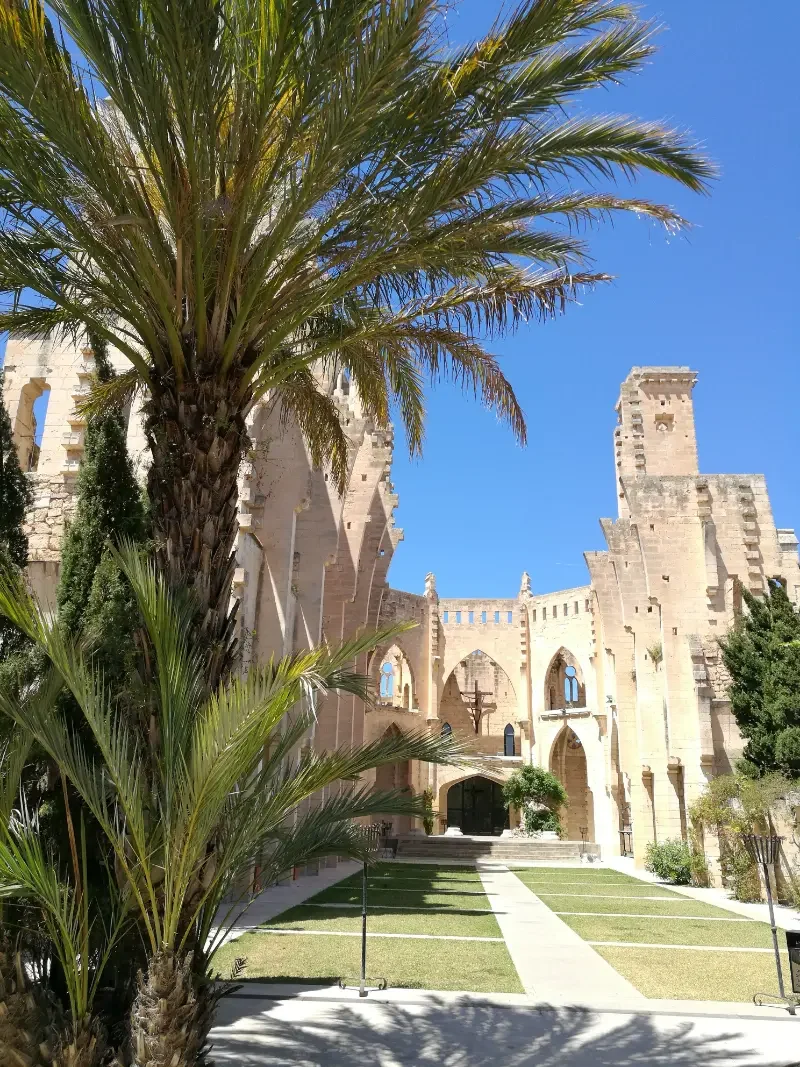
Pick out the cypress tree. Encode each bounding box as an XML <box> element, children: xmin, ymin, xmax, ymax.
<box><xmin>0</xmin><ymin>366</ymin><xmax>32</xmax><ymax>657</ymax></box>
<box><xmin>56</xmin><ymin>333</ymin><xmax>146</xmax><ymax>641</ymax></box>
<box><xmin>721</xmin><ymin>580</ymin><xmax>800</xmax><ymax>776</ymax></box>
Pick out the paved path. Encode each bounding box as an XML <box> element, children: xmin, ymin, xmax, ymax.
<box><xmin>211</xmin><ymin>985</ymin><xmax>799</xmax><ymax>1067</ymax></box>
<box><xmin>477</xmin><ymin>863</ymin><xmax>644</xmax><ymax>1001</ymax></box>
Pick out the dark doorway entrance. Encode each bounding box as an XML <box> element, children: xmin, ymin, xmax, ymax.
<box><xmin>446</xmin><ymin>776</ymin><xmax>509</xmax><ymax>836</ymax></box>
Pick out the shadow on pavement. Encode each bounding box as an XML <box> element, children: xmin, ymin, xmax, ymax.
<box><xmin>211</xmin><ymin>992</ymin><xmax>797</xmax><ymax>1067</ymax></box>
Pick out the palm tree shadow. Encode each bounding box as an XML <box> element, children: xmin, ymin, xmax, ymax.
<box><xmin>211</xmin><ymin>992</ymin><xmax>796</xmax><ymax>1066</ymax></box>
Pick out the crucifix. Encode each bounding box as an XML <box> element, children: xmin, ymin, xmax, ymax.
<box><xmin>465</xmin><ymin>679</ymin><xmax>494</xmax><ymax>735</ymax></box>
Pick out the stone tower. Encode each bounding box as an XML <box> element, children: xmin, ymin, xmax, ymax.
<box><xmin>614</xmin><ymin>366</ymin><xmax>699</xmax><ymax>517</ymax></box>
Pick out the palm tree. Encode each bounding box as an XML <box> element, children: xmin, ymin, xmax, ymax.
<box><xmin>0</xmin><ymin>548</ymin><xmax>466</xmax><ymax>1064</ymax></box>
<box><xmin>0</xmin><ymin>0</ymin><xmax>714</xmax><ymax>668</ymax></box>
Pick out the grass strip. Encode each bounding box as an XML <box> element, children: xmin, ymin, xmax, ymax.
<box><xmin>536</xmin><ymin>894</ymin><xmax>738</xmax><ymax>918</ymax></box>
<box><xmin>593</xmin><ymin>945</ymin><xmax>793</xmax><ymax>1002</ymax></box>
<box><xmin>520</xmin><ymin>884</ymin><xmax>682</xmax><ymax>898</ymax></box>
<box><xmin>365</xmin><ymin>863</ymin><xmax>480</xmax><ymax>878</ymax></box>
<box><xmin>266</xmin><ymin>903</ymin><xmax>501</xmax><ymax>938</ymax></box>
<box><xmin>315</xmin><ymin>888</ymin><xmax>490</xmax><ymax>909</ymax></box>
<box><xmin>306</xmin><ymin>901</ymin><xmax>493</xmax><ymax>914</ymax></box>
<box><xmin>510</xmin><ymin>867</ymin><xmax>642</xmax><ymax>883</ymax></box>
<box><xmin>214</xmin><ymin>931</ymin><xmax>522</xmax><ymax>993</ymax></box>
<box><xmin>560</xmin><ymin>913</ymin><xmax>774</xmax><ymax>949</ymax></box>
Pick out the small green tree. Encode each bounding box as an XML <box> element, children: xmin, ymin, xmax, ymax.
<box><xmin>689</xmin><ymin>772</ymin><xmax>795</xmax><ymax>903</ymax></box>
<box><xmin>503</xmin><ymin>765</ymin><xmax>567</xmax><ymax>835</ymax></box>
<box><xmin>720</xmin><ymin>580</ymin><xmax>800</xmax><ymax>776</ymax></box>
<box><xmin>422</xmin><ymin>788</ymin><xmax>435</xmax><ymax>836</ymax></box>
<box><xmin>56</xmin><ymin>333</ymin><xmax>146</xmax><ymax>645</ymax></box>
<box><xmin>0</xmin><ymin>368</ymin><xmax>31</xmax><ymax>658</ymax></box>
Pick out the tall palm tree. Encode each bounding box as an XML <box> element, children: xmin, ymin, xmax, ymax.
<box><xmin>0</xmin><ymin>548</ymin><xmax>466</xmax><ymax>1064</ymax></box>
<box><xmin>0</xmin><ymin>0</ymin><xmax>715</xmax><ymax>667</ymax></box>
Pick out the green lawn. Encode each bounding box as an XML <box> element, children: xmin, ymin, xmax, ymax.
<box><xmin>562</xmin><ymin>913</ymin><xmax>774</xmax><ymax>948</ymax></box>
<box><xmin>214</xmin><ymin>931</ymin><xmax>522</xmax><ymax>992</ymax></box>
<box><xmin>216</xmin><ymin>861</ymin><xmax>524</xmax><ymax>992</ymax></box>
<box><xmin>537</xmin><ymin>893</ymin><xmax>745</xmax><ymax>918</ymax></box>
<box><xmin>315</xmin><ymin>887</ymin><xmax>490</xmax><ymax>909</ymax></box>
<box><xmin>518</xmin><ymin>882</ymin><xmax>680</xmax><ymax>898</ymax></box>
<box><xmin>594</xmin><ymin>946</ymin><xmax>794</xmax><ymax>1003</ymax></box>
<box><xmin>510</xmin><ymin>867</ymin><xmax>647</xmax><ymax>884</ymax></box>
<box><xmin>266</xmin><ymin>902</ymin><xmax>501</xmax><ymax>938</ymax></box>
<box><xmin>512</xmin><ymin>866</ymin><xmax>792</xmax><ymax>1002</ymax></box>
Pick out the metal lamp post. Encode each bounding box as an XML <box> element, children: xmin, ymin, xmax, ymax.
<box><xmin>741</xmin><ymin>833</ymin><xmax>796</xmax><ymax>1015</ymax></box>
<box><xmin>338</xmin><ymin>825</ymin><xmax>387</xmax><ymax>997</ymax></box>
<box><xmin>579</xmin><ymin>826</ymin><xmax>588</xmax><ymax>857</ymax></box>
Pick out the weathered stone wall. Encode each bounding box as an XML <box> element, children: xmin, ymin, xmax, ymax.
<box><xmin>6</xmin><ymin>345</ymin><xmax>799</xmax><ymax>873</ymax></box>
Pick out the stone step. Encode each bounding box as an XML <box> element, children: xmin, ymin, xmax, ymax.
<box><xmin>395</xmin><ymin>836</ymin><xmax>600</xmax><ymax>861</ymax></box>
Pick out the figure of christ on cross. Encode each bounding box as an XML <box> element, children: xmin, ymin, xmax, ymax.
<box><xmin>465</xmin><ymin>679</ymin><xmax>494</xmax><ymax>735</ymax></box>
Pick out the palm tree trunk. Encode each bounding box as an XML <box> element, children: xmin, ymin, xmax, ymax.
<box><xmin>0</xmin><ymin>938</ymin><xmax>56</xmax><ymax>1067</ymax></box>
<box><xmin>130</xmin><ymin>951</ymin><xmax>213</xmax><ymax>1067</ymax></box>
<box><xmin>144</xmin><ymin>376</ymin><xmax>250</xmax><ymax>685</ymax></box>
<box><xmin>51</xmin><ymin>1019</ymin><xmax>105</xmax><ymax>1067</ymax></box>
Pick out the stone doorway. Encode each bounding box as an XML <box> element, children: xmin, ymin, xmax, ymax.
<box><xmin>550</xmin><ymin>727</ymin><xmax>595</xmax><ymax>841</ymax></box>
<box><xmin>374</xmin><ymin>725</ymin><xmax>412</xmax><ymax>834</ymax></box>
<box><xmin>446</xmin><ymin>776</ymin><xmax>509</xmax><ymax>836</ymax></box>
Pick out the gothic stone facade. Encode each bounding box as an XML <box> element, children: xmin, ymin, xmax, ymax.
<box><xmin>4</xmin><ymin>343</ymin><xmax>799</xmax><ymax>873</ymax></box>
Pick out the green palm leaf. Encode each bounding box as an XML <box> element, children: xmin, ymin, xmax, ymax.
<box><xmin>0</xmin><ymin>0</ymin><xmax>714</xmax><ymax>661</ymax></box>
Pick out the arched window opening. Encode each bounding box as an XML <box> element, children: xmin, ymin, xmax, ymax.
<box><xmin>441</xmin><ymin>722</ymin><xmax>452</xmax><ymax>737</ymax></box>
<box><xmin>503</xmin><ymin>723</ymin><xmax>515</xmax><ymax>757</ymax></box>
<box><xmin>379</xmin><ymin>661</ymin><xmax>394</xmax><ymax>698</ymax></box>
<box><xmin>376</xmin><ymin>644</ymin><xmax>416</xmax><ymax>709</ymax></box>
<box><xmin>544</xmin><ymin>649</ymin><xmax>586</xmax><ymax>711</ymax></box>
<box><xmin>564</xmin><ymin>665</ymin><xmax>579</xmax><ymax>705</ymax></box>
<box><xmin>14</xmin><ymin>379</ymin><xmax>51</xmax><ymax>473</ymax></box>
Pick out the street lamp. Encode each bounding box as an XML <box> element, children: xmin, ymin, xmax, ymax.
<box><xmin>740</xmin><ymin>833</ymin><xmax>796</xmax><ymax>1015</ymax></box>
<box><xmin>338</xmin><ymin>825</ymin><xmax>387</xmax><ymax>997</ymax></box>
<box><xmin>579</xmin><ymin>826</ymin><xmax>588</xmax><ymax>857</ymax></box>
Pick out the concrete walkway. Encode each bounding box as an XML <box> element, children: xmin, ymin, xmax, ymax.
<box><xmin>478</xmin><ymin>863</ymin><xmax>644</xmax><ymax>1001</ymax></box>
<box><xmin>606</xmin><ymin>857</ymin><xmax>800</xmax><ymax>931</ymax></box>
<box><xmin>211</xmin><ymin>985</ymin><xmax>798</xmax><ymax>1066</ymax></box>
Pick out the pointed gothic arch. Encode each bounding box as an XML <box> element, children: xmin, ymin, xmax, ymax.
<box><xmin>440</xmin><ymin>649</ymin><xmax>516</xmax><ymax>737</ymax></box>
<box><xmin>374</xmin><ymin>643</ymin><xmax>416</xmax><ymax>710</ymax></box>
<box><xmin>549</xmin><ymin>726</ymin><xmax>595</xmax><ymax>842</ymax></box>
<box><xmin>544</xmin><ymin>647</ymin><xmax>587</xmax><ymax>711</ymax></box>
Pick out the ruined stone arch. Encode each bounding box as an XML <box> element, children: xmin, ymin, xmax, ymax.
<box><xmin>13</xmin><ymin>377</ymin><xmax>50</xmax><ymax>472</ymax></box>
<box><xmin>549</xmin><ymin>725</ymin><xmax>595</xmax><ymax>842</ymax></box>
<box><xmin>439</xmin><ymin>649</ymin><xmax>517</xmax><ymax>738</ymax></box>
<box><xmin>441</xmin><ymin>643</ymin><xmax>517</xmax><ymax>688</ymax></box>
<box><xmin>373</xmin><ymin>642</ymin><xmax>417</xmax><ymax>711</ymax></box>
<box><xmin>543</xmin><ymin>647</ymin><xmax>586</xmax><ymax>711</ymax></box>
<box><xmin>374</xmin><ymin>722</ymin><xmax>412</xmax><ymax>834</ymax></box>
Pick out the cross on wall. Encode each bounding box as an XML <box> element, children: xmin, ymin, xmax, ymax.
<box><xmin>464</xmin><ymin>679</ymin><xmax>494</xmax><ymax>735</ymax></box>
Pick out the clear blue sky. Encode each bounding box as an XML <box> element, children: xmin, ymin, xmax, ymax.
<box><xmin>388</xmin><ymin>0</ymin><xmax>800</xmax><ymax>599</ymax></box>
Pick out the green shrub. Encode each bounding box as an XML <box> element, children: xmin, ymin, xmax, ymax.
<box><xmin>523</xmin><ymin>808</ymin><xmax>562</xmax><ymax>836</ymax></box>
<box><xmin>422</xmin><ymin>788</ymin><xmax>434</xmax><ymax>836</ymax></box>
<box><xmin>644</xmin><ymin>838</ymin><xmax>693</xmax><ymax>885</ymax></box>
<box><xmin>726</xmin><ymin>845</ymin><xmax>762</xmax><ymax>902</ymax></box>
<box><xmin>502</xmin><ymin>765</ymin><xmax>567</xmax><ymax>811</ymax></box>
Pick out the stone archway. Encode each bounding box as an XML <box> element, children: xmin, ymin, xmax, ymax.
<box><xmin>550</xmin><ymin>727</ymin><xmax>595</xmax><ymax>842</ymax></box>
<box><xmin>374</xmin><ymin>724</ymin><xmax>412</xmax><ymax>835</ymax></box>
<box><xmin>445</xmin><ymin>775</ymin><xmax>509</xmax><ymax>836</ymax></box>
